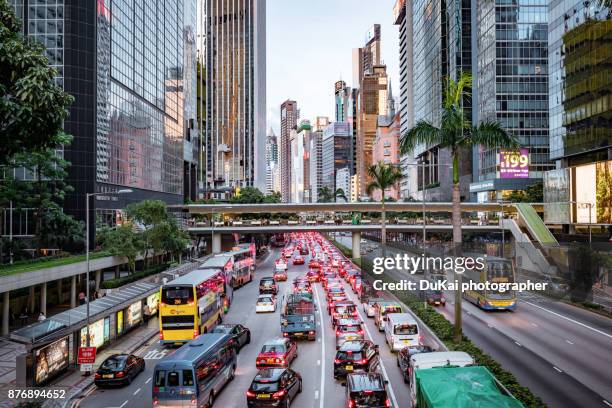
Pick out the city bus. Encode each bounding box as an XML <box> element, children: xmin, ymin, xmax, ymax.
<box><xmin>462</xmin><ymin>255</ymin><xmax>517</xmax><ymax>311</ymax></box>
<box><xmin>199</xmin><ymin>255</ymin><xmax>235</xmax><ymax>310</ymax></box>
<box><xmin>221</xmin><ymin>246</ymin><xmax>256</xmax><ymax>287</ymax></box>
<box><xmin>159</xmin><ymin>269</ymin><xmax>227</xmax><ymax>345</ymax></box>
<box><xmin>271</xmin><ymin>233</ymin><xmax>287</xmax><ymax>247</ymax></box>
<box><xmin>152</xmin><ymin>333</ymin><xmax>237</xmax><ymax>407</ymax></box>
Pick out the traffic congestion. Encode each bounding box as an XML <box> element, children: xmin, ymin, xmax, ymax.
<box><xmin>82</xmin><ymin>232</ymin><xmax>522</xmax><ymax>408</ymax></box>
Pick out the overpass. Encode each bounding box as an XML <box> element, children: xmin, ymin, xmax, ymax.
<box><xmin>180</xmin><ymin>201</ymin><xmax>541</xmax><ymax>214</ymax></box>
<box><xmin>188</xmin><ymin>222</ymin><xmax>508</xmax><ymax>257</ymax></box>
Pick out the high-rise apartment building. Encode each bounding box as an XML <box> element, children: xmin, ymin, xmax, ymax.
<box><xmin>310</xmin><ymin>117</ymin><xmax>328</xmax><ymax>202</ymax></box>
<box><xmin>543</xmin><ymin>2</ymin><xmax>611</xmax><ymax>225</ymax></box>
<box><xmin>265</xmin><ymin>128</ymin><xmax>278</xmax><ymax>194</ymax></box>
<box><xmin>200</xmin><ymin>0</ymin><xmax>266</xmax><ymax>196</ymax></box>
<box><xmin>470</xmin><ymin>0</ymin><xmax>552</xmax><ymax>201</ymax></box>
<box><xmin>335</xmin><ymin>167</ymin><xmax>351</xmax><ymax>202</ymax></box>
<box><xmin>8</xmin><ymin>1</ymin><xmax>197</xmax><ymax>240</ymax></box>
<box><xmin>280</xmin><ymin>100</ymin><xmax>299</xmax><ymax>202</ymax></box>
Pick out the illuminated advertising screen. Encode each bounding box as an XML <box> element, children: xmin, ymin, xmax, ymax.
<box><xmin>117</xmin><ymin>310</ymin><xmax>123</xmax><ymax>336</ymax></box>
<box><xmin>544</xmin><ymin>169</ymin><xmax>571</xmax><ymax>224</ymax></box>
<box><xmin>500</xmin><ymin>148</ymin><xmax>529</xmax><ymax>179</ymax></box>
<box><xmin>146</xmin><ymin>293</ymin><xmax>159</xmax><ymax>316</ymax></box>
<box><xmin>80</xmin><ymin>317</ymin><xmax>110</xmax><ymax>348</ymax></box>
<box><xmin>125</xmin><ymin>301</ymin><xmax>142</xmax><ymax>330</ymax></box>
<box><xmin>595</xmin><ymin>160</ymin><xmax>612</xmax><ymax>223</ymax></box>
<box><xmin>34</xmin><ymin>336</ymin><xmax>69</xmax><ymax>386</ymax></box>
<box><xmin>575</xmin><ymin>164</ymin><xmax>596</xmax><ymax>223</ymax></box>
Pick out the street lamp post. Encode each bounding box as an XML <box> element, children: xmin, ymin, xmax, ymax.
<box><xmin>497</xmin><ymin>199</ymin><xmax>511</xmax><ymax>257</ymax></box>
<box><xmin>84</xmin><ymin>189</ymin><xmax>132</xmax><ymax>374</ymax></box>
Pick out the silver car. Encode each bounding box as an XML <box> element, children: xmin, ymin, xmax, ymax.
<box><xmin>335</xmin><ymin>318</ymin><xmax>364</xmax><ymax>349</ymax></box>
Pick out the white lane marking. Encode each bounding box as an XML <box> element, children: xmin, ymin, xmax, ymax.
<box><xmin>523</xmin><ymin>300</ymin><xmax>612</xmax><ymax>340</ymax></box>
<box><xmin>318</xmin><ymin>338</ymin><xmax>321</xmax><ymax>343</ymax></box>
<box><xmin>353</xmin><ymin>290</ymin><xmax>399</xmax><ymax>408</ymax></box>
<box><xmin>314</xmin><ymin>284</ymin><xmax>326</xmax><ymax>408</ymax></box>
<box><xmin>145</xmin><ymin>378</ymin><xmax>152</xmax><ymax>384</ymax></box>
<box><xmin>317</xmin><ymin>359</ymin><xmax>321</xmax><ymax>366</ymax></box>
<box><xmin>120</xmin><ymin>401</ymin><xmax>128</xmax><ymax>408</ymax></box>
<box><xmin>603</xmin><ymin>399</ymin><xmax>612</xmax><ymax>407</ymax></box>
<box><xmin>514</xmin><ymin>341</ymin><xmax>522</xmax><ymax>347</ymax></box>
<box><xmin>531</xmin><ymin>323</ymin><xmax>538</xmax><ymax>327</ymax></box>
<box><xmin>566</xmin><ymin>339</ymin><xmax>574</xmax><ymax>345</ymax></box>
<box><xmin>133</xmin><ymin>388</ymin><xmax>141</xmax><ymax>396</ymax></box>
<box><xmin>315</xmin><ymin>390</ymin><xmax>320</xmax><ymax>400</ymax></box>
<box><xmin>553</xmin><ymin>366</ymin><xmax>563</xmax><ymax>373</ymax></box>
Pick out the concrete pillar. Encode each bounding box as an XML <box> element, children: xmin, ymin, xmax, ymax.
<box><xmin>212</xmin><ymin>232</ymin><xmax>222</xmax><ymax>254</ymax></box>
<box><xmin>40</xmin><ymin>282</ymin><xmax>47</xmax><ymax>316</ymax></box>
<box><xmin>95</xmin><ymin>270</ymin><xmax>101</xmax><ymax>292</ymax></box>
<box><xmin>2</xmin><ymin>292</ymin><xmax>9</xmax><ymax>336</ymax></box>
<box><xmin>29</xmin><ymin>286</ymin><xmax>35</xmax><ymax>313</ymax></box>
<box><xmin>70</xmin><ymin>275</ymin><xmax>77</xmax><ymax>308</ymax></box>
<box><xmin>57</xmin><ymin>279</ymin><xmax>62</xmax><ymax>304</ymax></box>
<box><xmin>352</xmin><ymin>231</ymin><xmax>361</xmax><ymax>260</ymax></box>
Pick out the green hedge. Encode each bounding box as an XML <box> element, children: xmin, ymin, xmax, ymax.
<box><xmin>339</xmin><ymin>248</ymin><xmax>546</xmax><ymax>408</ymax></box>
<box><xmin>0</xmin><ymin>251</ymin><xmax>111</xmax><ymax>276</ymax></box>
<box><xmin>101</xmin><ymin>263</ymin><xmax>169</xmax><ymax>289</ymax></box>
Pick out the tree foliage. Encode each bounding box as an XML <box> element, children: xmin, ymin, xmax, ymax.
<box><xmin>317</xmin><ymin>186</ymin><xmax>347</xmax><ymax>203</ymax></box>
<box><xmin>98</xmin><ymin>224</ymin><xmax>142</xmax><ymax>273</ymax></box>
<box><xmin>0</xmin><ymin>1</ymin><xmax>74</xmax><ymax>163</ymax></box>
<box><xmin>506</xmin><ymin>182</ymin><xmax>543</xmax><ymax>203</ymax></box>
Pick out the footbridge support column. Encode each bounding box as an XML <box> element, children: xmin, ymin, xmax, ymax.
<box><xmin>212</xmin><ymin>232</ymin><xmax>222</xmax><ymax>254</ymax></box>
<box><xmin>352</xmin><ymin>231</ymin><xmax>361</xmax><ymax>260</ymax></box>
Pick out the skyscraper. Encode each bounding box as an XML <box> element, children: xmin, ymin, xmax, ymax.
<box><xmin>322</xmin><ymin>122</ymin><xmax>352</xmax><ymax>193</ymax></box>
<box><xmin>280</xmin><ymin>100</ymin><xmax>299</xmax><ymax>202</ymax></box>
<box><xmin>353</xmin><ymin>25</ymin><xmax>388</xmax><ymax>197</ymax></box>
<box><xmin>335</xmin><ymin>80</ymin><xmax>349</xmax><ymax>122</ymax></box>
<box><xmin>470</xmin><ymin>0</ymin><xmax>552</xmax><ymax>201</ymax></box>
<box><xmin>394</xmin><ymin>0</ymin><xmax>416</xmax><ymax>199</ymax></box>
<box><xmin>310</xmin><ymin>117</ymin><xmax>328</xmax><ymax>203</ymax></box>
<box><xmin>543</xmin><ymin>2</ymin><xmax>611</xmax><ymax>226</ymax></box>
<box><xmin>9</xmin><ymin>0</ymin><xmax>197</xmax><ymax>239</ymax></box>
<box><xmin>201</xmin><ymin>0</ymin><xmax>266</xmax><ymax>196</ymax></box>
<box><xmin>265</xmin><ymin>128</ymin><xmax>278</xmax><ymax>195</ymax></box>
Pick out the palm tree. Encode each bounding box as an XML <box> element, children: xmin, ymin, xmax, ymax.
<box><xmin>400</xmin><ymin>71</ymin><xmax>518</xmax><ymax>342</ymax></box>
<box><xmin>334</xmin><ymin>188</ymin><xmax>347</xmax><ymax>202</ymax></box>
<box><xmin>366</xmin><ymin>162</ymin><xmax>403</xmax><ymax>250</ymax></box>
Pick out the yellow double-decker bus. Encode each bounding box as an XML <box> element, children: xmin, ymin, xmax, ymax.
<box><xmin>462</xmin><ymin>255</ymin><xmax>517</xmax><ymax>311</ymax></box>
<box><xmin>159</xmin><ymin>268</ymin><xmax>226</xmax><ymax>345</ymax></box>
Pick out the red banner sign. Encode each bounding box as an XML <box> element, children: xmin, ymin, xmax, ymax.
<box><xmin>77</xmin><ymin>347</ymin><xmax>97</xmax><ymax>364</ymax></box>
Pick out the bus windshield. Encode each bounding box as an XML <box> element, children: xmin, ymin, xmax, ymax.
<box><xmin>486</xmin><ymin>261</ymin><xmax>515</xmax><ymax>300</ymax></box>
<box><xmin>162</xmin><ymin>286</ymin><xmax>194</xmax><ymax>305</ymax></box>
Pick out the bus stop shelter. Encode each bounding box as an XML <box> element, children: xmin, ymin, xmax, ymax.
<box><xmin>10</xmin><ymin>281</ymin><xmax>160</xmax><ymax>387</ymax></box>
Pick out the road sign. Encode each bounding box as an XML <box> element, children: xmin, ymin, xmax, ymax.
<box><xmin>78</xmin><ymin>347</ymin><xmax>97</xmax><ymax>364</ymax></box>
<box><xmin>80</xmin><ymin>363</ymin><xmax>93</xmax><ymax>372</ymax></box>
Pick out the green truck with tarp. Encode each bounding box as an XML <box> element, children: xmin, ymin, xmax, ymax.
<box><xmin>280</xmin><ymin>294</ymin><xmax>317</xmax><ymax>340</ymax></box>
<box><xmin>414</xmin><ymin>365</ymin><xmax>524</xmax><ymax>408</ymax></box>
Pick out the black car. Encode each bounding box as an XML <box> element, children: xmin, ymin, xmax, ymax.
<box><xmin>211</xmin><ymin>323</ymin><xmax>251</xmax><ymax>353</ymax></box>
<box><xmin>94</xmin><ymin>354</ymin><xmax>145</xmax><ymax>387</ymax></box>
<box><xmin>396</xmin><ymin>345</ymin><xmax>434</xmax><ymax>383</ymax></box>
<box><xmin>344</xmin><ymin>372</ymin><xmax>390</xmax><ymax>408</ymax></box>
<box><xmin>246</xmin><ymin>367</ymin><xmax>302</xmax><ymax>407</ymax></box>
<box><xmin>333</xmin><ymin>340</ymin><xmax>379</xmax><ymax>379</ymax></box>
<box><xmin>260</xmin><ymin>277</ymin><xmax>278</xmax><ymax>295</ymax></box>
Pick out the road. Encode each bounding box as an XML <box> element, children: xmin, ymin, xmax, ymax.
<box><xmin>338</xmin><ymin>235</ymin><xmax>612</xmax><ymax>407</ymax></box>
<box><xmin>79</xmin><ymin>243</ymin><xmax>442</xmax><ymax>408</ymax></box>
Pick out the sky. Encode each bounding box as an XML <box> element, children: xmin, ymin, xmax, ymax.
<box><xmin>266</xmin><ymin>0</ymin><xmax>399</xmax><ymax>135</ymax></box>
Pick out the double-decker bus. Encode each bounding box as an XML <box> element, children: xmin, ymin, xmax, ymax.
<box><xmin>271</xmin><ymin>233</ymin><xmax>287</xmax><ymax>247</ymax></box>
<box><xmin>462</xmin><ymin>255</ymin><xmax>517</xmax><ymax>311</ymax></box>
<box><xmin>199</xmin><ymin>255</ymin><xmax>235</xmax><ymax>309</ymax></box>
<box><xmin>159</xmin><ymin>269</ymin><xmax>227</xmax><ymax>345</ymax></box>
<box><xmin>219</xmin><ymin>246</ymin><xmax>255</xmax><ymax>288</ymax></box>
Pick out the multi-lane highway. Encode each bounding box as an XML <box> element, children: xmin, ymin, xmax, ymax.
<box><xmin>338</xmin><ymin>235</ymin><xmax>612</xmax><ymax>407</ymax></box>
<box><xmin>78</xmin><ymin>241</ymin><xmax>440</xmax><ymax>408</ymax></box>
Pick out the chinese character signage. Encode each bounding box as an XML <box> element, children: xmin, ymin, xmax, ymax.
<box><xmin>500</xmin><ymin>148</ymin><xmax>529</xmax><ymax>179</ymax></box>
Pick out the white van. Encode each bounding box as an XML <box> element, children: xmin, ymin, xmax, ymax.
<box><xmin>408</xmin><ymin>351</ymin><xmax>474</xmax><ymax>406</ymax></box>
<box><xmin>384</xmin><ymin>313</ymin><xmax>420</xmax><ymax>351</ymax></box>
